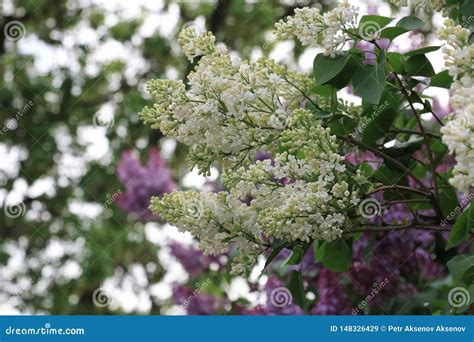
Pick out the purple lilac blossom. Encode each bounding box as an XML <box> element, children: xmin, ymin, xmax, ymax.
<box><xmin>348</xmin><ymin>202</ymin><xmax>444</xmax><ymax>311</ymax></box>
<box><xmin>116</xmin><ymin>148</ymin><xmax>175</xmax><ymax>221</ymax></box>
<box><xmin>354</xmin><ymin>39</ymin><xmax>390</xmax><ymax>65</ymax></box>
<box><xmin>350</xmin><ymin>228</ymin><xmax>443</xmax><ymax>308</ymax></box>
<box><xmin>255</xmin><ymin>150</ymin><xmax>272</xmax><ymax>161</ymax></box>
<box><xmin>234</xmin><ymin>305</ymin><xmax>267</xmax><ymax>315</ymax></box>
<box><xmin>169</xmin><ymin>242</ymin><xmax>222</xmax><ymax>277</ymax></box>
<box><xmin>345</xmin><ymin>150</ymin><xmax>382</xmax><ymax>170</ymax></box>
<box><xmin>311</xmin><ymin>269</ymin><xmax>352</xmax><ymax>315</ymax></box>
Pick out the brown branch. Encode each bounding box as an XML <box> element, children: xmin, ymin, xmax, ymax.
<box><xmin>366</xmin><ymin>185</ymin><xmax>430</xmax><ymax>197</ymax></box>
<box><xmin>346</xmin><ymin>223</ymin><xmax>451</xmax><ymax>235</ymax></box>
<box><xmin>338</xmin><ymin>135</ymin><xmax>430</xmax><ymax>191</ymax></box>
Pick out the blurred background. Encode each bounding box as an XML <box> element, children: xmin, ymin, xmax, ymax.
<box><xmin>0</xmin><ymin>0</ymin><xmax>453</xmax><ymax>315</ymax></box>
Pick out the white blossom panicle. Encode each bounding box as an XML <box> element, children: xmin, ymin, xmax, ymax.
<box><xmin>150</xmin><ymin>190</ymin><xmax>261</xmax><ymax>275</ymax></box>
<box><xmin>274</xmin><ymin>1</ymin><xmax>359</xmax><ymax>57</ymax></box>
<box><xmin>149</xmin><ymin>109</ymin><xmax>360</xmax><ymax>274</ymax></box>
<box><xmin>144</xmin><ymin>27</ymin><xmax>361</xmax><ymax>275</ymax></box>
<box><xmin>141</xmin><ymin>29</ymin><xmax>313</xmax><ymax>175</ymax></box>
<box><xmin>439</xmin><ymin>20</ymin><xmax>474</xmax><ymax>192</ymax></box>
<box><xmin>178</xmin><ymin>27</ymin><xmax>216</xmax><ymax>61</ymax></box>
<box><xmin>224</xmin><ymin>109</ymin><xmax>359</xmax><ymax>243</ymax></box>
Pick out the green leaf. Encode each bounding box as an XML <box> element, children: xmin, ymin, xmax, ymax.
<box><xmin>361</xmin><ymin>90</ymin><xmax>402</xmax><ymax>146</ymax></box>
<box><xmin>314</xmin><ymin>240</ymin><xmax>324</xmax><ymax>261</ymax></box>
<box><xmin>380</xmin><ymin>27</ymin><xmax>408</xmax><ymax>40</ymax></box>
<box><xmin>439</xmin><ymin>185</ymin><xmax>460</xmax><ymax>218</ymax></box>
<box><xmin>286</xmin><ymin>270</ymin><xmax>306</xmax><ymax>309</ymax></box>
<box><xmin>387</xmin><ymin>52</ymin><xmax>406</xmax><ymax>73</ymax></box>
<box><xmin>405</xmin><ymin>46</ymin><xmax>442</xmax><ymax>57</ymax></box>
<box><xmin>396</xmin><ymin>16</ymin><xmax>425</xmax><ymax>30</ymax></box>
<box><xmin>285</xmin><ymin>244</ymin><xmax>304</xmax><ymax>265</ymax></box>
<box><xmin>431</xmin><ymin>70</ymin><xmax>453</xmax><ymax>89</ymax></box>
<box><xmin>462</xmin><ymin>266</ymin><xmax>474</xmax><ymax>285</ymax></box>
<box><xmin>263</xmin><ymin>239</ymin><xmax>286</xmax><ymax>271</ymax></box>
<box><xmin>325</xmin><ymin>52</ymin><xmax>362</xmax><ymax>90</ymax></box>
<box><xmin>358</xmin><ymin>15</ymin><xmax>394</xmax><ymax>39</ymax></box>
<box><xmin>352</xmin><ymin>60</ymin><xmax>386</xmax><ymax>104</ymax></box>
<box><xmin>460</xmin><ymin>0</ymin><xmax>474</xmax><ymax>19</ymax></box>
<box><xmin>314</xmin><ymin>53</ymin><xmax>351</xmax><ymax>85</ymax></box>
<box><xmin>373</xmin><ymin>165</ymin><xmax>407</xmax><ymax>186</ymax></box>
<box><xmin>318</xmin><ymin>239</ymin><xmax>352</xmax><ymax>272</ymax></box>
<box><xmin>329</xmin><ymin>114</ymin><xmax>358</xmax><ymax>135</ymax></box>
<box><xmin>311</xmin><ymin>84</ymin><xmax>334</xmax><ymax>97</ymax></box>
<box><xmin>431</xmin><ymin>139</ymin><xmax>449</xmax><ymax>164</ymax></box>
<box><xmin>406</xmin><ymin>55</ymin><xmax>435</xmax><ymax>77</ymax></box>
<box><xmin>359</xmin><ymin>15</ymin><xmax>394</xmax><ymax>28</ymax></box>
<box><xmin>447</xmin><ymin>202</ymin><xmax>474</xmax><ymax>250</ymax></box>
<box><xmin>447</xmin><ymin>254</ymin><xmax>474</xmax><ymax>280</ymax></box>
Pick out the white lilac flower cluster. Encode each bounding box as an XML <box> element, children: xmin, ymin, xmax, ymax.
<box><xmin>140</xmin><ymin>27</ymin><xmax>314</xmax><ymax>175</ymax></box>
<box><xmin>151</xmin><ymin>109</ymin><xmax>360</xmax><ymax>275</ymax></box>
<box><xmin>439</xmin><ymin>19</ymin><xmax>474</xmax><ymax>193</ymax></box>
<box><xmin>274</xmin><ymin>0</ymin><xmax>358</xmax><ymax>57</ymax></box>
<box><xmin>177</xmin><ymin>28</ymin><xmax>215</xmax><ymax>62</ymax></box>
<box><xmin>225</xmin><ymin>109</ymin><xmax>360</xmax><ymax>243</ymax></box>
<box><xmin>142</xmin><ymin>27</ymin><xmax>362</xmax><ymax>274</ymax></box>
<box><xmin>151</xmin><ymin>190</ymin><xmax>262</xmax><ymax>275</ymax></box>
